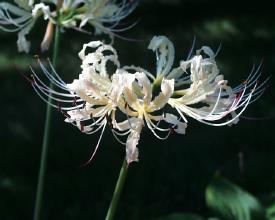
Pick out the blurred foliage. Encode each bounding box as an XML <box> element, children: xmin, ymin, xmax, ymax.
<box><xmin>267</xmin><ymin>200</ymin><xmax>275</xmax><ymax>220</ymax></box>
<box><xmin>0</xmin><ymin>0</ymin><xmax>275</xmax><ymax>220</ymax></box>
<box><xmin>158</xmin><ymin>213</ymin><xmax>205</xmax><ymax>220</ymax></box>
<box><xmin>206</xmin><ymin>176</ymin><xmax>266</xmax><ymax>220</ymax></box>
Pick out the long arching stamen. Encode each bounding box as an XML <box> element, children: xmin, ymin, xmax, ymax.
<box><xmin>79</xmin><ymin>122</ymin><xmax>107</xmax><ymax>167</ymax></box>
<box><xmin>144</xmin><ymin>114</ymin><xmax>171</xmax><ymax>140</ymax></box>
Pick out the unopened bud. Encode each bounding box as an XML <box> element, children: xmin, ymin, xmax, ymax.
<box><xmin>40</xmin><ymin>21</ymin><xmax>54</xmax><ymax>52</ymax></box>
<box><xmin>56</xmin><ymin>0</ymin><xmax>64</xmax><ymax>10</ymax></box>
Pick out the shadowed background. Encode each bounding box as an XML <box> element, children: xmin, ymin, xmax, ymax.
<box><xmin>0</xmin><ymin>0</ymin><xmax>275</xmax><ymax>219</ymax></box>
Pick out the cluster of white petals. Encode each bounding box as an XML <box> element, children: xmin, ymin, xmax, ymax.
<box><xmin>61</xmin><ymin>0</ymin><xmax>139</xmax><ymax>35</ymax></box>
<box><xmin>0</xmin><ymin>0</ymin><xmax>138</xmax><ymax>53</ymax></box>
<box><xmin>31</xmin><ymin>36</ymin><xmax>267</xmax><ymax>164</ymax></box>
<box><xmin>0</xmin><ymin>0</ymin><xmax>50</xmax><ymax>52</ymax></box>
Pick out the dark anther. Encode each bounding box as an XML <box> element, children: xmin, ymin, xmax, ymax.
<box><xmin>170</xmin><ymin>126</ymin><xmax>175</xmax><ymax>134</ymax></box>
<box><xmin>82</xmin><ymin>102</ymin><xmax>86</xmax><ymax>109</ymax></box>
<box><xmin>236</xmin><ymin>90</ymin><xmax>244</xmax><ymax>100</ymax></box>
<box><xmin>124</xmin><ymin>102</ymin><xmax>128</xmax><ymax>109</ymax></box>
<box><xmin>90</xmin><ymin>113</ymin><xmax>93</xmax><ymax>119</ymax></box>
<box><xmin>108</xmin><ymin>121</ymin><xmax>113</xmax><ymax>129</ymax></box>
<box><xmin>73</xmin><ymin>97</ymin><xmax>77</xmax><ymax>106</ymax></box>
<box><xmin>105</xmin><ymin>113</ymin><xmax>113</xmax><ymax>129</ymax></box>
<box><xmin>57</xmin><ymin>101</ymin><xmax>62</xmax><ymax>112</ymax></box>
<box><xmin>80</xmin><ymin>122</ymin><xmax>84</xmax><ymax>132</ymax></box>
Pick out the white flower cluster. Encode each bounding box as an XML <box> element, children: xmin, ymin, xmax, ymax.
<box><xmin>0</xmin><ymin>0</ymin><xmax>138</xmax><ymax>53</ymax></box>
<box><xmin>31</xmin><ymin>36</ymin><xmax>267</xmax><ymax>164</ymax></box>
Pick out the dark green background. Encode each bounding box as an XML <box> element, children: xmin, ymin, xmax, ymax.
<box><xmin>0</xmin><ymin>0</ymin><xmax>274</xmax><ymax>219</ymax></box>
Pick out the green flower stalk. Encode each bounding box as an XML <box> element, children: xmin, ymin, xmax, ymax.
<box><xmin>33</xmin><ymin>2</ymin><xmax>62</xmax><ymax>220</ymax></box>
<box><xmin>105</xmin><ymin>159</ymin><xmax>128</xmax><ymax>220</ymax></box>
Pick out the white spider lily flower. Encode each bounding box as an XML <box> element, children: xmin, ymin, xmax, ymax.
<box><xmin>142</xmin><ymin>35</ymin><xmax>266</xmax><ymax>127</ymax></box>
<box><xmin>1</xmin><ymin>0</ymin><xmax>138</xmax><ymax>52</ymax></box>
<box><xmin>29</xmin><ymin>39</ymin><xmax>187</xmax><ymax>164</ymax></box>
<box><xmin>168</xmin><ymin>46</ymin><xmax>268</xmax><ymax>126</ymax></box>
<box><xmin>126</xmin><ymin>35</ymin><xmax>266</xmax><ymax>129</ymax></box>
<box><xmin>57</xmin><ymin>0</ymin><xmax>139</xmax><ymax>40</ymax></box>
<box><xmin>29</xmin><ymin>38</ymin><xmax>266</xmax><ymax>164</ymax></box>
<box><xmin>30</xmin><ymin>40</ymin><xmax>140</xmax><ymax>164</ymax></box>
<box><xmin>0</xmin><ymin>0</ymin><xmax>50</xmax><ymax>52</ymax></box>
<box><xmin>121</xmin><ymin>71</ymin><xmax>187</xmax><ymax>163</ymax></box>
<box><xmin>73</xmin><ymin>0</ymin><xmax>138</xmax><ymax>36</ymax></box>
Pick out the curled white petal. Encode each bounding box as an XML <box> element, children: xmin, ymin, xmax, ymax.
<box><xmin>126</xmin><ymin>119</ymin><xmax>143</xmax><ymax>164</ymax></box>
<box><xmin>110</xmin><ymin>71</ymin><xmax>135</xmax><ymax>103</ymax></box>
<box><xmin>135</xmin><ymin>72</ymin><xmax>152</xmax><ymax>105</ymax></box>
<box><xmin>148</xmin><ymin>78</ymin><xmax>174</xmax><ymax>112</ymax></box>
<box><xmin>164</xmin><ymin>113</ymin><xmax>187</xmax><ymax>134</ymax></box>
<box><xmin>32</xmin><ymin>3</ymin><xmax>50</xmax><ymax>19</ymax></box>
<box><xmin>148</xmin><ymin>35</ymin><xmax>175</xmax><ymax>77</ymax></box>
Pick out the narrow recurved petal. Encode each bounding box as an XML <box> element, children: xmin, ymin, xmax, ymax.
<box><xmin>148</xmin><ymin>35</ymin><xmax>175</xmax><ymax>77</ymax></box>
<box><xmin>148</xmin><ymin>78</ymin><xmax>174</xmax><ymax>112</ymax></box>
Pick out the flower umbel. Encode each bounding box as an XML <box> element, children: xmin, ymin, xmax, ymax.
<box><xmin>30</xmin><ymin>36</ymin><xmax>267</xmax><ymax>164</ymax></box>
<box><xmin>0</xmin><ymin>0</ymin><xmax>139</xmax><ymax>53</ymax></box>
<box><xmin>0</xmin><ymin>0</ymin><xmax>50</xmax><ymax>52</ymax></box>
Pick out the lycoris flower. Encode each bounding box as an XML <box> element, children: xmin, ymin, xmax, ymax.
<box><xmin>61</xmin><ymin>0</ymin><xmax>139</xmax><ymax>36</ymax></box>
<box><xmin>0</xmin><ymin>0</ymin><xmax>50</xmax><ymax>52</ymax></box>
<box><xmin>29</xmin><ymin>36</ymin><xmax>267</xmax><ymax>164</ymax></box>
<box><xmin>168</xmin><ymin>45</ymin><xmax>267</xmax><ymax>126</ymax></box>
<box><xmin>0</xmin><ymin>0</ymin><xmax>138</xmax><ymax>53</ymax></box>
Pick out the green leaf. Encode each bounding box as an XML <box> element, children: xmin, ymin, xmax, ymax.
<box><xmin>264</xmin><ymin>192</ymin><xmax>275</xmax><ymax>220</ymax></box>
<box><xmin>157</xmin><ymin>213</ymin><xmax>205</xmax><ymax>220</ymax></box>
<box><xmin>267</xmin><ymin>204</ymin><xmax>275</xmax><ymax>220</ymax></box>
<box><xmin>206</xmin><ymin>176</ymin><xmax>266</xmax><ymax>220</ymax></box>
